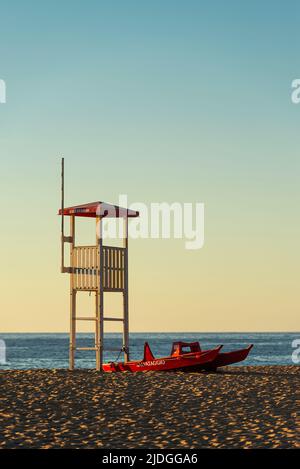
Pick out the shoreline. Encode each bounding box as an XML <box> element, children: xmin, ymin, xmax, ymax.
<box><xmin>0</xmin><ymin>366</ymin><xmax>298</xmax><ymax>449</ymax></box>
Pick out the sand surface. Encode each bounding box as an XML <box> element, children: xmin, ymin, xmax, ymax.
<box><xmin>0</xmin><ymin>366</ymin><xmax>298</xmax><ymax>449</ymax></box>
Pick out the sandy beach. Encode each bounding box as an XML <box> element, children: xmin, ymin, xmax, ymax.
<box><xmin>0</xmin><ymin>366</ymin><xmax>298</xmax><ymax>449</ymax></box>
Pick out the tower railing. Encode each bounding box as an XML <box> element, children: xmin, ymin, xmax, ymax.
<box><xmin>71</xmin><ymin>245</ymin><xmax>99</xmax><ymax>290</ymax></box>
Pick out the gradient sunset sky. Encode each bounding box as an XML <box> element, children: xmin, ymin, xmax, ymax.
<box><xmin>0</xmin><ymin>1</ymin><xmax>299</xmax><ymax>332</ymax></box>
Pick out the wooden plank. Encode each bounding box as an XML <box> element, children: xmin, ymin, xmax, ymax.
<box><xmin>73</xmin><ymin>248</ymin><xmax>76</xmax><ymax>289</ymax></box>
<box><xmin>105</xmin><ymin>247</ymin><xmax>108</xmax><ymax>289</ymax></box>
<box><xmin>76</xmin><ymin>316</ymin><xmax>98</xmax><ymax>321</ymax></box>
<box><xmin>76</xmin><ymin>347</ymin><xmax>97</xmax><ymax>351</ymax></box>
<box><xmin>92</xmin><ymin>248</ymin><xmax>95</xmax><ymax>290</ymax></box>
<box><xmin>104</xmin><ymin>317</ymin><xmax>124</xmax><ymax>322</ymax></box>
<box><xmin>87</xmin><ymin>248</ymin><xmax>90</xmax><ymax>289</ymax></box>
<box><xmin>77</xmin><ymin>247</ymin><xmax>81</xmax><ymax>289</ymax></box>
<box><xmin>82</xmin><ymin>248</ymin><xmax>85</xmax><ymax>289</ymax></box>
<box><xmin>109</xmin><ymin>247</ymin><xmax>112</xmax><ymax>289</ymax></box>
<box><xmin>115</xmin><ymin>249</ymin><xmax>118</xmax><ymax>289</ymax></box>
<box><xmin>86</xmin><ymin>247</ymin><xmax>90</xmax><ymax>289</ymax></box>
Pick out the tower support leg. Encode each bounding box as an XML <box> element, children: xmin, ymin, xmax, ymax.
<box><xmin>123</xmin><ymin>290</ymin><xmax>129</xmax><ymax>362</ymax></box>
<box><xmin>95</xmin><ymin>291</ymin><xmax>104</xmax><ymax>371</ymax></box>
<box><xmin>123</xmin><ymin>218</ymin><xmax>129</xmax><ymax>362</ymax></box>
<box><xmin>69</xmin><ymin>289</ymin><xmax>76</xmax><ymax>370</ymax></box>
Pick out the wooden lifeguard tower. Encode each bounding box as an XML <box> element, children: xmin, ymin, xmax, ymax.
<box><xmin>59</xmin><ymin>159</ymin><xmax>139</xmax><ymax>371</ymax></box>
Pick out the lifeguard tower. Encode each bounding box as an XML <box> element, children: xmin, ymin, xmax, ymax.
<box><xmin>59</xmin><ymin>159</ymin><xmax>139</xmax><ymax>371</ymax></box>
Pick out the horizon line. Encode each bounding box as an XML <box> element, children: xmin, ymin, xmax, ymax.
<box><xmin>1</xmin><ymin>331</ymin><xmax>299</xmax><ymax>334</ymax></box>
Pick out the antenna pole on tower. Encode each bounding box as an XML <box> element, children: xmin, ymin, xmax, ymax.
<box><xmin>61</xmin><ymin>157</ymin><xmax>65</xmax><ymax>273</ymax></box>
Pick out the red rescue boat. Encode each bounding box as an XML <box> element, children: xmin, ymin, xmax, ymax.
<box><xmin>102</xmin><ymin>343</ymin><xmax>223</xmax><ymax>372</ymax></box>
<box><xmin>102</xmin><ymin>341</ymin><xmax>253</xmax><ymax>372</ymax></box>
<box><xmin>170</xmin><ymin>341</ymin><xmax>253</xmax><ymax>371</ymax></box>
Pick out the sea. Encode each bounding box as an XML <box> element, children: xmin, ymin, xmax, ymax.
<box><xmin>0</xmin><ymin>332</ymin><xmax>299</xmax><ymax>369</ymax></box>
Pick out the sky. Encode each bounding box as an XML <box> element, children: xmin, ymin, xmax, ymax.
<box><xmin>0</xmin><ymin>0</ymin><xmax>299</xmax><ymax>332</ymax></box>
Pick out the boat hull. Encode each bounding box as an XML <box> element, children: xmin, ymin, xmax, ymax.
<box><xmin>200</xmin><ymin>344</ymin><xmax>254</xmax><ymax>371</ymax></box>
<box><xmin>102</xmin><ymin>346</ymin><xmax>222</xmax><ymax>372</ymax></box>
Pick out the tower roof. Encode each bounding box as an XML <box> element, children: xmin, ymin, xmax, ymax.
<box><xmin>58</xmin><ymin>201</ymin><xmax>139</xmax><ymax>218</ymax></box>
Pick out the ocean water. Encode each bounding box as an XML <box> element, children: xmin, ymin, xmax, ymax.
<box><xmin>0</xmin><ymin>332</ymin><xmax>299</xmax><ymax>369</ymax></box>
